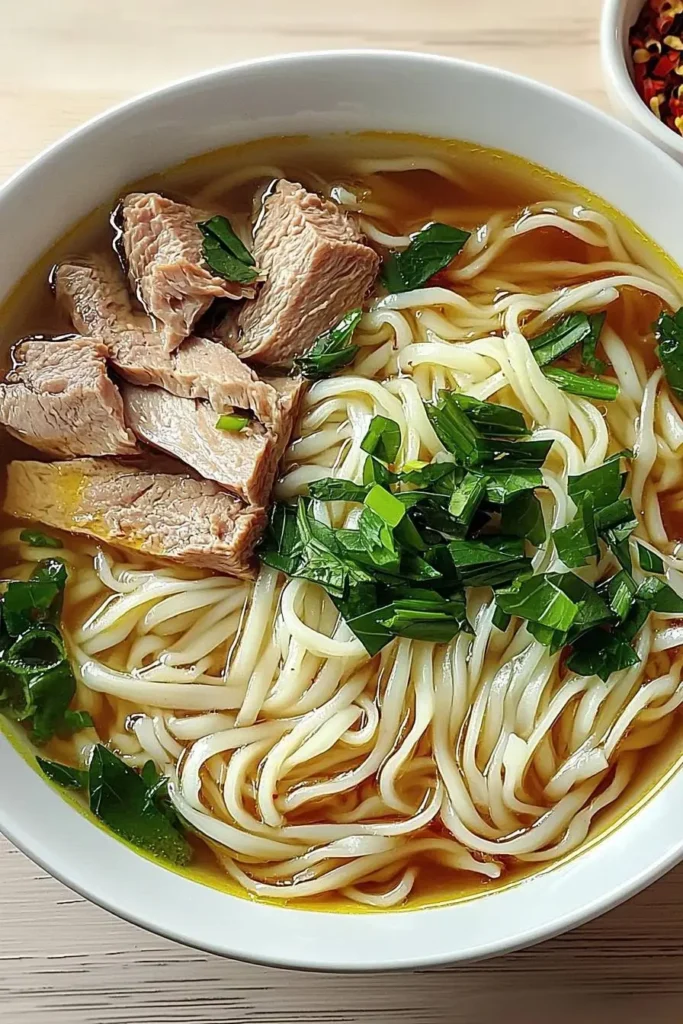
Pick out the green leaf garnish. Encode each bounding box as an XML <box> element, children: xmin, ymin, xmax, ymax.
<box><xmin>19</xmin><ymin>530</ymin><xmax>62</xmax><ymax>549</ymax></box>
<box><xmin>448</xmin><ymin>537</ymin><xmax>530</xmax><ymax>587</ymax></box>
<box><xmin>497</xmin><ymin>573</ymin><xmax>579</xmax><ymax>634</ymax></box>
<box><xmin>567</xmin><ymin>452</ymin><xmax>629</xmax><ymax>511</ymax></box>
<box><xmin>553</xmin><ymin>496</ymin><xmax>599</xmax><ymax>567</ymax></box>
<box><xmin>543</xmin><ymin>367</ymin><xmax>618</xmax><ymax>401</ymax></box>
<box><xmin>566</xmin><ymin>629</ymin><xmax>640</xmax><ymax>680</ymax></box>
<box><xmin>581</xmin><ymin>311</ymin><xmax>607</xmax><ymax>373</ymax></box>
<box><xmin>425</xmin><ymin>392</ymin><xmax>485</xmax><ymax>466</ymax></box>
<box><xmin>501</xmin><ymin>491</ymin><xmax>546</xmax><ymax>546</ymax></box>
<box><xmin>443</xmin><ymin>394</ymin><xmax>528</xmax><ymax>437</ymax></box>
<box><xmin>309</xmin><ymin>479</ymin><xmax>370</xmax><ymax>503</ymax></box>
<box><xmin>529</xmin><ymin>312</ymin><xmax>601</xmax><ymax>367</ymax></box>
<box><xmin>198</xmin><ymin>215</ymin><xmax>258</xmax><ymax>284</ymax></box>
<box><xmin>448</xmin><ymin>472</ymin><xmax>487</xmax><ymax>529</ymax></box>
<box><xmin>483</xmin><ymin>467</ymin><xmax>544</xmax><ymax>504</ymax></box>
<box><xmin>381</xmin><ymin>222</ymin><xmax>470</xmax><ymax>293</ymax></box>
<box><xmin>294</xmin><ymin>309</ymin><xmax>362</xmax><ymax>380</ymax></box>
<box><xmin>361</xmin><ymin>415</ymin><xmax>401</xmax><ymax>464</ymax></box>
<box><xmin>636</xmin><ymin>577</ymin><xmax>683</xmax><ymax>613</ymax></box>
<box><xmin>637</xmin><ymin>543</ymin><xmax>665</xmax><ymax>575</ymax></box>
<box><xmin>37</xmin><ymin>757</ymin><xmax>88</xmax><ymax>789</ymax></box>
<box><xmin>89</xmin><ymin>746</ymin><xmax>191</xmax><ymax>864</ymax></box>
<box><xmin>654</xmin><ymin>307</ymin><xmax>683</xmax><ymax>402</ymax></box>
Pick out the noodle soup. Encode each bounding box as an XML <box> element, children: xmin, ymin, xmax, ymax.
<box><xmin>1</xmin><ymin>132</ymin><xmax>683</xmax><ymax>912</ymax></box>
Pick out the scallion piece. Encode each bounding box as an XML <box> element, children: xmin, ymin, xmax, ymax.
<box><xmin>364</xmin><ymin>485</ymin><xmax>406</xmax><ymax>528</ymax></box>
<box><xmin>543</xmin><ymin>367</ymin><xmax>618</xmax><ymax>401</ymax></box>
<box><xmin>215</xmin><ymin>414</ymin><xmax>250</xmax><ymax>432</ymax></box>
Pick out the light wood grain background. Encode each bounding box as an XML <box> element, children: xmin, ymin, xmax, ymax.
<box><xmin>3</xmin><ymin>1</ymin><xmax>683</xmax><ymax>1021</ymax></box>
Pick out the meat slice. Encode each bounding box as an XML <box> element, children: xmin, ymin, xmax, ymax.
<box><xmin>5</xmin><ymin>458</ymin><xmax>265</xmax><ymax>578</ymax></box>
<box><xmin>0</xmin><ymin>337</ymin><xmax>136</xmax><ymax>458</ymax></box>
<box><xmin>121</xmin><ymin>385</ymin><xmax>281</xmax><ymax>506</ymax></box>
<box><xmin>121</xmin><ymin>192</ymin><xmax>256</xmax><ymax>350</ymax></box>
<box><xmin>235</xmin><ymin>180</ymin><xmax>379</xmax><ymax>366</ymax></box>
<box><xmin>53</xmin><ymin>258</ymin><xmax>305</xmax><ymax>427</ymax></box>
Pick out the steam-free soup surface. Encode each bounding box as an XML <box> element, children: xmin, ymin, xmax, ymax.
<box><xmin>1</xmin><ymin>132</ymin><xmax>683</xmax><ymax>912</ymax></box>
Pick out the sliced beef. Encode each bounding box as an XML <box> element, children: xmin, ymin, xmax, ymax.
<box><xmin>5</xmin><ymin>458</ymin><xmax>265</xmax><ymax>578</ymax></box>
<box><xmin>121</xmin><ymin>192</ymin><xmax>256</xmax><ymax>350</ymax></box>
<box><xmin>235</xmin><ymin>180</ymin><xmax>379</xmax><ymax>366</ymax></box>
<box><xmin>53</xmin><ymin>258</ymin><xmax>305</xmax><ymax>427</ymax></box>
<box><xmin>121</xmin><ymin>385</ymin><xmax>281</xmax><ymax>506</ymax></box>
<box><xmin>0</xmin><ymin>337</ymin><xmax>136</xmax><ymax>458</ymax></box>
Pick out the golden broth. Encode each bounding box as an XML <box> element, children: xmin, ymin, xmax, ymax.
<box><xmin>0</xmin><ymin>132</ymin><xmax>682</xmax><ymax>913</ymax></box>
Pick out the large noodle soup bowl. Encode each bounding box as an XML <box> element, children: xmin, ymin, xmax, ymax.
<box><xmin>1</xmin><ymin>51</ymin><xmax>683</xmax><ymax>970</ymax></box>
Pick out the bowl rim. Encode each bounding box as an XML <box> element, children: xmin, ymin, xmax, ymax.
<box><xmin>601</xmin><ymin>0</ymin><xmax>683</xmax><ymax>155</ymax></box>
<box><xmin>2</xmin><ymin>47</ymin><xmax>683</xmax><ymax>972</ymax></box>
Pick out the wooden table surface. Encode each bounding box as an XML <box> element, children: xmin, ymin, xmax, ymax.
<box><xmin>3</xmin><ymin>1</ymin><xmax>683</xmax><ymax>1021</ymax></box>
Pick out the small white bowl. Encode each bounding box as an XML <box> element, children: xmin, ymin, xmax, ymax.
<box><xmin>602</xmin><ymin>0</ymin><xmax>683</xmax><ymax>162</ymax></box>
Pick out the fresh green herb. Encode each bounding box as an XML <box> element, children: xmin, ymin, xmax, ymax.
<box><xmin>594</xmin><ymin>498</ymin><xmax>636</xmax><ymax>533</ymax></box>
<box><xmin>636</xmin><ymin>577</ymin><xmax>683</xmax><ymax>613</ymax></box>
<box><xmin>567</xmin><ymin>453</ymin><xmax>628</xmax><ymax>511</ymax></box>
<box><xmin>566</xmin><ymin>629</ymin><xmax>641</xmax><ymax>681</ymax></box>
<box><xmin>3</xmin><ymin>559</ymin><xmax>66</xmax><ymax>637</ymax></box>
<box><xmin>62</xmin><ymin>709</ymin><xmax>94</xmax><ymax>733</ymax></box>
<box><xmin>364</xmin><ymin>485</ymin><xmax>406</xmax><ymax>528</ymax></box>
<box><xmin>261</xmin><ymin>500</ymin><xmax>372</xmax><ymax>598</ymax></box>
<box><xmin>397</xmin><ymin>462</ymin><xmax>454</xmax><ymax>488</ymax></box>
<box><xmin>381</xmin><ymin>222</ymin><xmax>470</xmax><ymax>294</ymax></box>
<box><xmin>501</xmin><ymin>491</ymin><xmax>546</xmax><ymax>546</ymax></box>
<box><xmin>600</xmin><ymin>570</ymin><xmax>636</xmax><ymax>622</ymax></box>
<box><xmin>376</xmin><ymin>590</ymin><xmax>469</xmax><ymax>643</ymax></box>
<box><xmin>294</xmin><ymin>309</ymin><xmax>362</xmax><ymax>379</ymax></box>
<box><xmin>332</xmin><ymin>585</ymin><xmax>393</xmax><ymax>656</ymax></box>
<box><xmin>19</xmin><ymin>530</ymin><xmax>62</xmax><ymax>549</ymax></box>
<box><xmin>581</xmin><ymin>311</ymin><xmax>607</xmax><ymax>373</ymax></box>
<box><xmin>637</xmin><ymin>543</ymin><xmax>665</xmax><ymax>575</ymax></box>
<box><xmin>36</xmin><ymin>757</ymin><xmax>88</xmax><ymax>789</ymax></box>
<box><xmin>483</xmin><ymin>467</ymin><xmax>544</xmax><ymax>505</ymax></box>
<box><xmin>363</xmin><ymin>455</ymin><xmax>396</xmax><ymax>487</ymax></box>
<box><xmin>444</xmin><ymin>394</ymin><xmax>528</xmax><ymax>437</ymax></box>
<box><xmin>88</xmin><ymin>745</ymin><xmax>191</xmax><ymax>864</ymax></box>
<box><xmin>425</xmin><ymin>391</ymin><xmax>484</xmax><ymax>466</ymax></box>
<box><xmin>553</xmin><ymin>496</ymin><xmax>599</xmax><ymax>567</ymax></box>
<box><xmin>496</xmin><ymin>574</ymin><xmax>579</xmax><ymax>635</ymax></box>
<box><xmin>309</xmin><ymin>479</ymin><xmax>369</xmax><ymax>503</ymax></box>
<box><xmin>198</xmin><ymin>216</ymin><xmax>258</xmax><ymax>284</ymax></box>
<box><xmin>529</xmin><ymin>312</ymin><xmax>601</xmax><ymax>367</ymax></box>
<box><xmin>448</xmin><ymin>472</ymin><xmax>487</xmax><ymax>529</ymax></box>
<box><xmin>604</xmin><ymin>521</ymin><xmax>637</xmax><ymax>574</ymax></box>
<box><xmin>478</xmin><ymin>438</ymin><xmax>553</xmax><ymax>467</ymax></box>
<box><xmin>448</xmin><ymin>537</ymin><xmax>530</xmax><ymax>587</ymax></box>
<box><xmin>361</xmin><ymin>415</ymin><xmax>402</xmax><ymax>464</ymax></box>
<box><xmin>654</xmin><ymin>307</ymin><xmax>683</xmax><ymax>402</ymax></box>
<box><xmin>215</xmin><ymin>413</ymin><xmax>250</xmax><ymax>432</ymax></box>
<box><xmin>492</xmin><ymin>603</ymin><xmax>511</xmax><ymax>631</ymax></box>
<box><xmin>543</xmin><ymin>367</ymin><xmax>618</xmax><ymax>401</ymax></box>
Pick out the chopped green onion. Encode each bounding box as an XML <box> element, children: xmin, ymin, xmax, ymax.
<box><xmin>361</xmin><ymin>415</ymin><xmax>402</xmax><ymax>464</ymax></box>
<box><xmin>364</xmin><ymin>485</ymin><xmax>406</xmax><ymax>527</ymax></box>
<box><xmin>637</xmin><ymin>543</ymin><xmax>665</xmax><ymax>575</ymax></box>
<box><xmin>215</xmin><ymin>414</ymin><xmax>250</xmax><ymax>432</ymax></box>
<box><xmin>543</xmin><ymin>367</ymin><xmax>618</xmax><ymax>401</ymax></box>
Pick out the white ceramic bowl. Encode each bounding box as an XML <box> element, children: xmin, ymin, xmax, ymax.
<box><xmin>602</xmin><ymin>0</ymin><xmax>683</xmax><ymax>162</ymax></box>
<box><xmin>2</xmin><ymin>51</ymin><xmax>683</xmax><ymax>972</ymax></box>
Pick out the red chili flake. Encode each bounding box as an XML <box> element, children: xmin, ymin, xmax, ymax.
<box><xmin>653</xmin><ymin>51</ymin><xmax>680</xmax><ymax>76</ymax></box>
<box><xmin>630</xmin><ymin>0</ymin><xmax>683</xmax><ymax>136</ymax></box>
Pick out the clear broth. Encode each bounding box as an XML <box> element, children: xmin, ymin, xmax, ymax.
<box><xmin>1</xmin><ymin>131</ymin><xmax>682</xmax><ymax>912</ymax></box>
